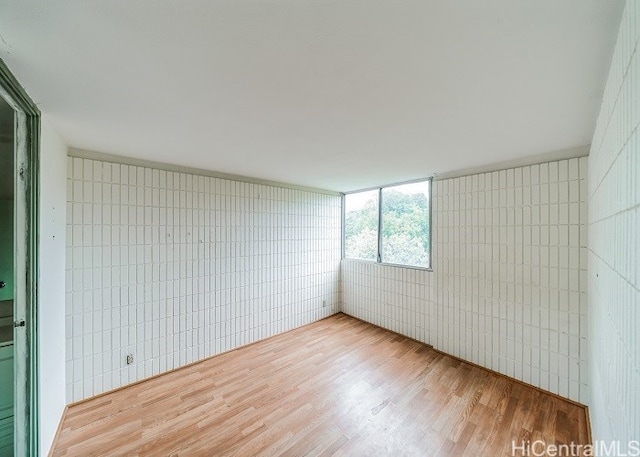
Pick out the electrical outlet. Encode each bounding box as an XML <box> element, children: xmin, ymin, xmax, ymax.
<box><xmin>126</xmin><ymin>354</ymin><xmax>134</xmax><ymax>365</ymax></box>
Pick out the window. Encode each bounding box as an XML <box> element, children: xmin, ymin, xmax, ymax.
<box><xmin>343</xmin><ymin>179</ymin><xmax>431</xmax><ymax>269</ymax></box>
<box><xmin>343</xmin><ymin>189</ymin><xmax>378</xmax><ymax>261</ymax></box>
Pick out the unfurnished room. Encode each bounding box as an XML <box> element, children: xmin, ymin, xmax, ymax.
<box><xmin>0</xmin><ymin>1</ymin><xmax>638</xmax><ymax>456</ymax></box>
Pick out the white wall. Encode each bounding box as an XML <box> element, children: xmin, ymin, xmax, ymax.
<box><xmin>343</xmin><ymin>158</ymin><xmax>588</xmax><ymax>403</ymax></box>
<box><xmin>65</xmin><ymin>156</ymin><xmax>342</xmax><ymax>402</ymax></box>
<box><xmin>38</xmin><ymin>117</ymin><xmax>67</xmax><ymax>455</ymax></box>
<box><xmin>588</xmin><ymin>0</ymin><xmax>639</xmax><ymax>445</ymax></box>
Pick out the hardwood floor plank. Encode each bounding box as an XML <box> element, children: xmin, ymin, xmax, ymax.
<box><xmin>51</xmin><ymin>313</ymin><xmax>589</xmax><ymax>456</ymax></box>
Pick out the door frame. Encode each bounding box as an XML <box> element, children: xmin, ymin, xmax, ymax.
<box><xmin>0</xmin><ymin>58</ymin><xmax>40</xmax><ymax>456</ymax></box>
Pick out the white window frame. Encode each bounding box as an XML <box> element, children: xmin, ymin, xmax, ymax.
<box><xmin>342</xmin><ymin>177</ymin><xmax>432</xmax><ymax>271</ymax></box>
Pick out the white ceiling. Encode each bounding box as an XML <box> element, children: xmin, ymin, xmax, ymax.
<box><xmin>0</xmin><ymin>1</ymin><xmax>624</xmax><ymax>192</ymax></box>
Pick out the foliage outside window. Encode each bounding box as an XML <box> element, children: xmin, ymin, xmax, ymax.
<box><xmin>344</xmin><ymin>189</ymin><xmax>379</xmax><ymax>261</ymax></box>
<box><xmin>343</xmin><ymin>179</ymin><xmax>431</xmax><ymax>269</ymax></box>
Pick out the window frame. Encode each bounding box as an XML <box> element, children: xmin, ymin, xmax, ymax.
<box><xmin>342</xmin><ymin>177</ymin><xmax>433</xmax><ymax>271</ymax></box>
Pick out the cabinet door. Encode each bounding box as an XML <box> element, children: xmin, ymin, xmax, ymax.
<box><xmin>0</xmin><ymin>344</ymin><xmax>13</xmax><ymax>455</ymax></box>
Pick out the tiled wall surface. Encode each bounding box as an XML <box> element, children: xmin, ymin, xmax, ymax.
<box><xmin>588</xmin><ymin>0</ymin><xmax>639</xmax><ymax>444</ymax></box>
<box><xmin>343</xmin><ymin>158</ymin><xmax>589</xmax><ymax>403</ymax></box>
<box><xmin>65</xmin><ymin>157</ymin><xmax>342</xmax><ymax>402</ymax></box>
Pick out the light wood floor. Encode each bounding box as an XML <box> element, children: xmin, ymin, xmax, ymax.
<box><xmin>52</xmin><ymin>313</ymin><xmax>589</xmax><ymax>456</ymax></box>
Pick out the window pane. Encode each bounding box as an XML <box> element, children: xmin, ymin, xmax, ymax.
<box><xmin>344</xmin><ymin>190</ymin><xmax>379</xmax><ymax>261</ymax></box>
<box><xmin>380</xmin><ymin>181</ymin><xmax>430</xmax><ymax>268</ymax></box>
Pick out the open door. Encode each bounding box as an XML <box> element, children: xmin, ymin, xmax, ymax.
<box><xmin>0</xmin><ymin>59</ymin><xmax>40</xmax><ymax>456</ymax></box>
<box><xmin>0</xmin><ymin>96</ymin><xmax>15</xmax><ymax>456</ymax></box>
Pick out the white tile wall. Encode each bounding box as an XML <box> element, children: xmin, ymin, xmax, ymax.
<box><xmin>65</xmin><ymin>157</ymin><xmax>342</xmax><ymax>402</ymax></box>
<box><xmin>588</xmin><ymin>0</ymin><xmax>640</xmax><ymax>445</ymax></box>
<box><xmin>342</xmin><ymin>158</ymin><xmax>589</xmax><ymax>403</ymax></box>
